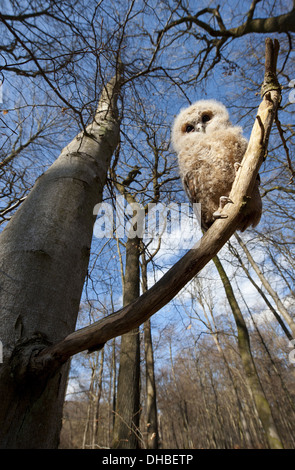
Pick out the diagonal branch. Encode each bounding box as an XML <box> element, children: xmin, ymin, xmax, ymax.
<box><xmin>231</xmin><ymin>7</ymin><xmax>295</xmax><ymax>35</ymax></box>
<box><xmin>31</xmin><ymin>38</ymin><xmax>281</xmax><ymax>376</ymax></box>
<box><xmin>157</xmin><ymin>4</ymin><xmax>295</xmax><ymax>39</ymax></box>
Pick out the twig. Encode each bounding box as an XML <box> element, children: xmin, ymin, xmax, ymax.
<box><xmin>275</xmin><ymin>116</ymin><xmax>294</xmax><ymax>183</ymax></box>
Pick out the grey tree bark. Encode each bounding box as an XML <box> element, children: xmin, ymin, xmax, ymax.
<box><xmin>141</xmin><ymin>253</ymin><xmax>159</xmax><ymax>449</ymax></box>
<box><xmin>0</xmin><ymin>71</ymin><xmax>122</xmax><ymax>449</ymax></box>
<box><xmin>213</xmin><ymin>255</ymin><xmax>284</xmax><ymax>449</ymax></box>
<box><xmin>112</xmin><ymin>236</ymin><xmax>141</xmax><ymax>449</ymax></box>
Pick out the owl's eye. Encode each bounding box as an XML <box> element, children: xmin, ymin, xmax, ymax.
<box><xmin>202</xmin><ymin>114</ymin><xmax>211</xmax><ymax>123</ymax></box>
<box><xmin>185</xmin><ymin>124</ymin><xmax>195</xmax><ymax>133</ymax></box>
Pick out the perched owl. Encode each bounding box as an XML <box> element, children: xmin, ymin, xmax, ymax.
<box><xmin>171</xmin><ymin>99</ymin><xmax>262</xmax><ymax>232</ymax></box>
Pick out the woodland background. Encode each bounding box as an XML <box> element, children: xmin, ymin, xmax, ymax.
<box><xmin>0</xmin><ymin>0</ymin><xmax>295</xmax><ymax>449</ymax></box>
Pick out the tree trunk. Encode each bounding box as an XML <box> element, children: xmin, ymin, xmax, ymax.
<box><xmin>82</xmin><ymin>362</ymin><xmax>97</xmax><ymax>449</ymax></box>
<box><xmin>198</xmin><ymin>290</ymin><xmax>254</xmax><ymax>447</ymax></box>
<box><xmin>141</xmin><ymin>253</ymin><xmax>159</xmax><ymax>449</ymax></box>
<box><xmin>213</xmin><ymin>255</ymin><xmax>284</xmax><ymax>449</ymax></box>
<box><xmin>92</xmin><ymin>349</ymin><xmax>104</xmax><ymax>448</ymax></box>
<box><xmin>111</xmin><ymin>338</ymin><xmax>117</xmax><ymax>437</ymax></box>
<box><xmin>112</xmin><ymin>236</ymin><xmax>141</xmax><ymax>449</ymax></box>
<box><xmin>169</xmin><ymin>342</ymin><xmax>194</xmax><ymax>449</ymax></box>
<box><xmin>143</xmin><ymin>319</ymin><xmax>159</xmax><ymax>449</ymax></box>
<box><xmin>235</xmin><ymin>233</ymin><xmax>295</xmax><ymax>337</ymax></box>
<box><xmin>0</xmin><ymin>72</ymin><xmax>122</xmax><ymax>449</ymax></box>
<box><xmin>212</xmin><ymin>333</ymin><xmax>254</xmax><ymax>447</ymax></box>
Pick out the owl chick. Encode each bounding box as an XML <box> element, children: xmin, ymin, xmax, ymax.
<box><xmin>171</xmin><ymin>99</ymin><xmax>262</xmax><ymax>232</ymax></box>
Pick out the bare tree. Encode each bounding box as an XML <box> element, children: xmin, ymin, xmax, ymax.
<box><xmin>141</xmin><ymin>251</ymin><xmax>159</xmax><ymax>449</ymax></box>
<box><xmin>112</xmin><ymin>236</ymin><xmax>141</xmax><ymax>449</ymax></box>
<box><xmin>0</xmin><ymin>70</ymin><xmax>122</xmax><ymax>448</ymax></box>
<box><xmin>213</xmin><ymin>255</ymin><xmax>283</xmax><ymax>448</ymax></box>
<box><xmin>35</xmin><ymin>40</ymin><xmax>281</xmax><ymax>363</ymax></box>
<box><xmin>0</xmin><ymin>0</ymin><xmax>292</xmax><ymax>449</ymax></box>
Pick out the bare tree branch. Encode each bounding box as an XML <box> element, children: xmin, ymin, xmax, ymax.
<box><xmin>158</xmin><ymin>3</ymin><xmax>295</xmax><ymax>39</ymax></box>
<box><xmin>28</xmin><ymin>38</ymin><xmax>281</xmax><ymax>377</ymax></box>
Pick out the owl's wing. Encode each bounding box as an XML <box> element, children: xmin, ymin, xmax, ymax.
<box><xmin>183</xmin><ymin>170</ymin><xmax>212</xmax><ymax>231</ymax></box>
<box><xmin>183</xmin><ymin>171</ymin><xmax>199</xmax><ymax>206</ymax></box>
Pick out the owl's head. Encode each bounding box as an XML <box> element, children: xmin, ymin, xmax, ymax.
<box><xmin>171</xmin><ymin>99</ymin><xmax>231</xmax><ymax>154</ymax></box>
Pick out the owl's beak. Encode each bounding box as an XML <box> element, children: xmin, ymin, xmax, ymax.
<box><xmin>196</xmin><ymin>123</ymin><xmax>205</xmax><ymax>133</ymax></box>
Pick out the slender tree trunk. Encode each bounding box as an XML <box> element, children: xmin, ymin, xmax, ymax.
<box><xmin>235</xmin><ymin>233</ymin><xmax>295</xmax><ymax>337</ymax></box>
<box><xmin>212</xmin><ymin>333</ymin><xmax>254</xmax><ymax>447</ymax></box>
<box><xmin>244</xmin><ymin>294</ymin><xmax>295</xmax><ymax>424</ymax></box>
<box><xmin>213</xmin><ymin>255</ymin><xmax>284</xmax><ymax>449</ymax></box>
<box><xmin>112</xmin><ymin>236</ymin><xmax>141</xmax><ymax>449</ymax></box>
<box><xmin>108</xmin><ymin>292</ymin><xmax>117</xmax><ymax>444</ymax></box>
<box><xmin>229</xmin><ymin>240</ymin><xmax>292</xmax><ymax>340</ymax></box>
<box><xmin>0</xmin><ymin>71</ymin><xmax>122</xmax><ymax>449</ymax></box>
<box><xmin>111</xmin><ymin>338</ymin><xmax>117</xmax><ymax>436</ymax></box>
<box><xmin>199</xmin><ymin>294</ymin><xmax>254</xmax><ymax>447</ymax></box>
<box><xmin>82</xmin><ymin>363</ymin><xmax>96</xmax><ymax>449</ymax></box>
<box><xmin>169</xmin><ymin>342</ymin><xmax>194</xmax><ymax>449</ymax></box>
<box><xmin>141</xmin><ymin>253</ymin><xmax>159</xmax><ymax>449</ymax></box>
<box><xmin>196</xmin><ymin>366</ymin><xmax>218</xmax><ymax>449</ymax></box>
<box><xmin>92</xmin><ymin>349</ymin><xmax>104</xmax><ymax>448</ymax></box>
<box><xmin>143</xmin><ymin>320</ymin><xmax>159</xmax><ymax>449</ymax></box>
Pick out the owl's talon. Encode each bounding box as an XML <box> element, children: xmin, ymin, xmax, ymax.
<box><xmin>219</xmin><ymin>196</ymin><xmax>233</xmax><ymax>208</ymax></box>
<box><xmin>234</xmin><ymin>162</ymin><xmax>242</xmax><ymax>173</ymax></box>
<box><xmin>213</xmin><ymin>211</ymin><xmax>228</xmax><ymax>220</ymax></box>
<box><xmin>213</xmin><ymin>196</ymin><xmax>233</xmax><ymax>220</ymax></box>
